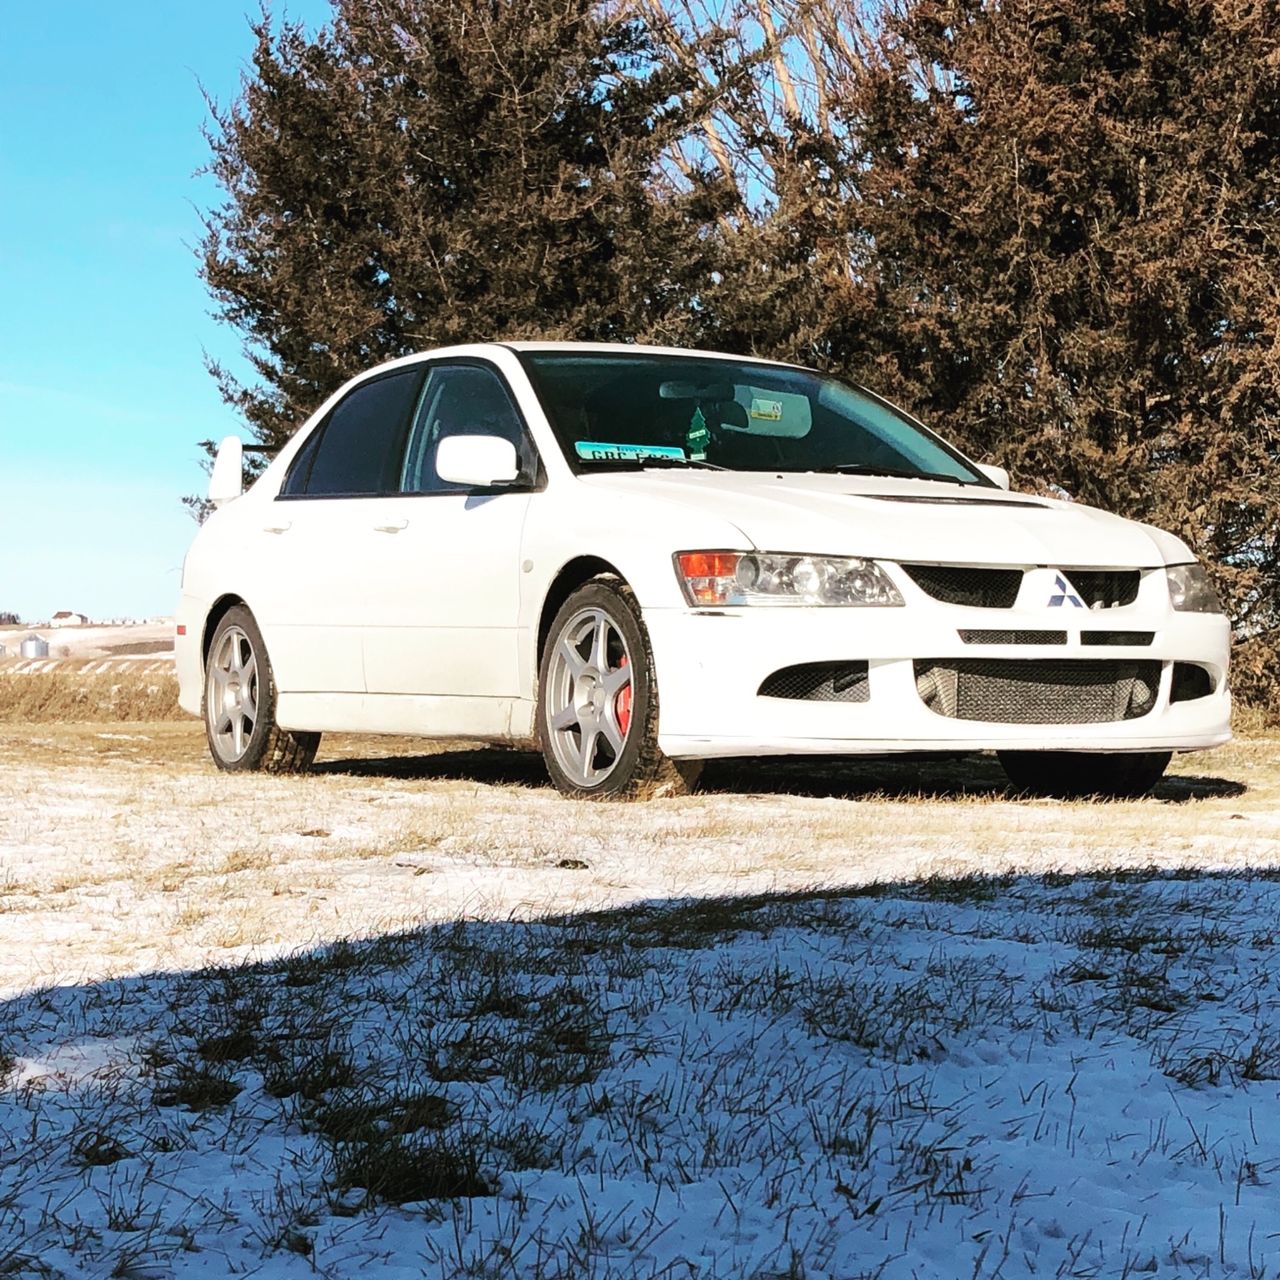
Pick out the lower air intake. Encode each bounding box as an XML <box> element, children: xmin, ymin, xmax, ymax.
<box><xmin>1170</xmin><ymin>662</ymin><xmax>1214</xmax><ymax>703</ymax></box>
<box><xmin>759</xmin><ymin>662</ymin><xmax>870</xmax><ymax>703</ymax></box>
<box><xmin>914</xmin><ymin>659</ymin><xmax>1160</xmax><ymax>724</ymax></box>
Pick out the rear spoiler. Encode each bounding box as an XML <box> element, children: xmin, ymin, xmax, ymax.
<box><xmin>204</xmin><ymin>437</ymin><xmax>284</xmax><ymax>508</ymax></box>
<box><xmin>198</xmin><ymin>440</ymin><xmax>280</xmax><ymax>456</ymax></box>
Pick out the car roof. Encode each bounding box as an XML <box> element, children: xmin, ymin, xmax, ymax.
<box><xmin>499</xmin><ymin>340</ymin><xmax>808</xmax><ymax>369</ymax></box>
<box><xmin>331</xmin><ymin>342</ymin><xmax>818</xmax><ymax>399</ymax></box>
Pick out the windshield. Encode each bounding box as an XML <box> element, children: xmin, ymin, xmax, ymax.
<box><xmin>519</xmin><ymin>351</ymin><xmax>989</xmax><ymax>484</ymax></box>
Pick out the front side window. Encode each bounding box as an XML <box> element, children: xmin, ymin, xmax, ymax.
<box><xmin>285</xmin><ymin>368</ymin><xmax>424</xmax><ymax>497</ymax></box>
<box><xmin>399</xmin><ymin>363</ymin><xmax>532</xmax><ymax>494</ymax></box>
<box><xmin>519</xmin><ymin>352</ymin><xmax>988</xmax><ymax>484</ymax></box>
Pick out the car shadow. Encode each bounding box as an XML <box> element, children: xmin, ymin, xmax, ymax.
<box><xmin>314</xmin><ymin>747</ymin><xmax>1247</xmax><ymax>803</ymax></box>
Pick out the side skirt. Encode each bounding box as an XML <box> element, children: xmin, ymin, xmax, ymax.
<box><xmin>276</xmin><ymin>692</ymin><xmax>536</xmax><ymax>741</ymax></box>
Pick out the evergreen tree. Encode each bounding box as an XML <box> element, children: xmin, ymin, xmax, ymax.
<box><xmin>675</xmin><ymin>0</ymin><xmax>1280</xmax><ymax>697</ymax></box>
<box><xmin>201</xmin><ymin>0</ymin><xmax>724</xmax><ymax>450</ymax></box>
<box><xmin>840</xmin><ymin>0</ymin><xmax>1280</xmax><ymax>697</ymax></box>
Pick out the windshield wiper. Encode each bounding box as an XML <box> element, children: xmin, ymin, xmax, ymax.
<box><xmin>818</xmin><ymin>463</ymin><xmax>970</xmax><ymax>485</ymax></box>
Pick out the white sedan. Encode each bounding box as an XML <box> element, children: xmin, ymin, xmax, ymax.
<box><xmin>176</xmin><ymin>342</ymin><xmax>1231</xmax><ymax>799</ymax></box>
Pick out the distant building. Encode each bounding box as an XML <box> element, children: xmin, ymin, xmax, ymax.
<box><xmin>20</xmin><ymin>635</ymin><xmax>50</xmax><ymax>659</ymax></box>
<box><xmin>50</xmin><ymin>611</ymin><xmax>89</xmax><ymax>628</ymax></box>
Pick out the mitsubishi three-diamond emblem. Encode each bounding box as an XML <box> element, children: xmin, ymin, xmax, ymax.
<box><xmin>1047</xmin><ymin>573</ymin><xmax>1084</xmax><ymax>608</ymax></box>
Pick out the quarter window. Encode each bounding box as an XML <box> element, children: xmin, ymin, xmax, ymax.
<box><xmin>290</xmin><ymin>368</ymin><xmax>424</xmax><ymax>497</ymax></box>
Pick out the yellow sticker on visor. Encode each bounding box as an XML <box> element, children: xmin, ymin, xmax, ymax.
<box><xmin>750</xmin><ymin>397</ymin><xmax>784</xmax><ymax>421</ymax></box>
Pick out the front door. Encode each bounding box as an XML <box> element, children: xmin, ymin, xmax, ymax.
<box><xmin>360</xmin><ymin>361</ymin><xmax>536</xmax><ymax>701</ymax></box>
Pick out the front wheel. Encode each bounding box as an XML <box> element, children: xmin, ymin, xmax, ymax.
<box><xmin>537</xmin><ymin>579</ymin><xmax>700</xmax><ymax>800</ymax></box>
<box><xmin>203</xmin><ymin>605</ymin><xmax>320</xmax><ymax>774</ymax></box>
<box><xmin>997</xmin><ymin>749</ymin><xmax>1171</xmax><ymax>799</ymax></box>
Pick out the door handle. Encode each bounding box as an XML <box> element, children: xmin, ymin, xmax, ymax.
<box><xmin>262</xmin><ymin>520</ymin><xmax>292</xmax><ymax>534</ymax></box>
<box><xmin>373</xmin><ymin>519</ymin><xmax>409</xmax><ymax>533</ymax></box>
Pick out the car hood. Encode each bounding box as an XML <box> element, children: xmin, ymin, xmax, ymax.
<box><xmin>578</xmin><ymin>472</ymin><xmax>1193</xmax><ymax>567</ymax></box>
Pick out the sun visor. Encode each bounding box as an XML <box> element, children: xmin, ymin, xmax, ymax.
<box><xmin>725</xmin><ymin>386</ymin><xmax>813</xmax><ymax>438</ymax></box>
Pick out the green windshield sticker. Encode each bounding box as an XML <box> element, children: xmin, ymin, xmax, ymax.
<box><xmin>686</xmin><ymin>407</ymin><xmax>711</xmax><ymax>461</ymax></box>
<box><xmin>575</xmin><ymin>441</ymin><xmax>686</xmax><ymax>462</ymax></box>
<box><xmin>750</xmin><ymin>397</ymin><xmax>784</xmax><ymax>421</ymax></box>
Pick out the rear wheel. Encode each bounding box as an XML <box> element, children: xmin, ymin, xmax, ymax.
<box><xmin>997</xmin><ymin>749</ymin><xmax>1170</xmax><ymax>799</ymax></box>
<box><xmin>538</xmin><ymin>579</ymin><xmax>700</xmax><ymax>800</ymax></box>
<box><xmin>203</xmin><ymin>606</ymin><xmax>320</xmax><ymax>774</ymax></box>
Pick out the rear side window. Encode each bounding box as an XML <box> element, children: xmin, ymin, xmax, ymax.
<box><xmin>279</xmin><ymin>427</ymin><xmax>324</xmax><ymax>497</ymax></box>
<box><xmin>286</xmin><ymin>368</ymin><xmax>423</xmax><ymax>497</ymax></box>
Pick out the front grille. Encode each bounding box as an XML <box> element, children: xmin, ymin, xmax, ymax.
<box><xmin>759</xmin><ymin>661</ymin><xmax>869</xmax><ymax>703</ymax></box>
<box><xmin>1081</xmin><ymin>631</ymin><xmax>1154</xmax><ymax>647</ymax></box>
<box><xmin>914</xmin><ymin>659</ymin><xmax>1160</xmax><ymax>724</ymax></box>
<box><xmin>902</xmin><ymin>565</ymin><xmax>1023</xmax><ymax>609</ymax></box>
<box><xmin>959</xmin><ymin>629</ymin><xmax>1067</xmax><ymax>645</ymax></box>
<box><xmin>1065</xmin><ymin>570</ymin><xmax>1141</xmax><ymax>609</ymax></box>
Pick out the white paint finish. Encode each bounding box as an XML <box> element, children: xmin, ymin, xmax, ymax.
<box><xmin>643</xmin><ymin>602</ymin><xmax>1231</xmax><ymax>757</ymax></box>
<box><xmin>276</xmin><ymin>690</ymin><xmax>534</xmax><ymax>739</ymax></box>
<box><xmin>173</xmin><ymin>342</ymin><xmax>1233</xmax><ymax>760</ymax></box>
<box><xmin>575</xmin><ymin>470</ymin><xmax>1188</xmax><ymax>568</ymax></box>
<box><xmin>243</xmin><ymin>499</ymin><xmax>369</xmax><ymax>692</ymax></box>
<box><xmin>206</xmin><ymin>435</ymin><xmax>243</xmax><ymax>507</ymax></box>
<box><xmin>358</xmin><ymin>491</ymin><xmax>532</xmax><ymax>697</ymax></box>
<box><xmin>434</xmin><ymin>434</ymin><xmax>520</xmax><ymax>486</ymax></box>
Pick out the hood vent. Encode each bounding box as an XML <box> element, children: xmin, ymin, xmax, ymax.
<box><xmin>861</xmin><ymin>494</ymin><xmax>1049</xmax><ymax>509</ymax></box>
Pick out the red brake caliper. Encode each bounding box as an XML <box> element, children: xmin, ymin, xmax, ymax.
<box><xmin>615</xmin><ymin>655</ymin><xmax>632</xmax><ymax>736</ymax></box>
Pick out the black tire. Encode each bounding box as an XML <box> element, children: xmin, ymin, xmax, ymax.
<box><xmin>202</xmin><ymin>605</ymin><xmax>320</xmax><ymax>774</ymax></box>
<box><xmin>997</xmin><ymin>749</ymin><xmax>1171</xmax><ymax>799</ymax></box>
<box><xmin>537</xmin><ymin>578</ymin><xmax>701</xmax><ymax>800</ymax></box>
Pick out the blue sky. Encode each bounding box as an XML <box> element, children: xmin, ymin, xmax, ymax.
<box><xmin>0</xmin><ymin>2</ymin><xmax>332</xmax><ymax>622</ymax></box>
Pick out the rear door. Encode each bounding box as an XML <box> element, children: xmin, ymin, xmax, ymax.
<box><xmin>252</xmin><ymin>366</ymin><xmax>425</xmax><ymax>693</ymax></box>
<box><xmin>360</xmin><ymin>361</ymin><xmax>537</xmax><ymax>699</ymax></box>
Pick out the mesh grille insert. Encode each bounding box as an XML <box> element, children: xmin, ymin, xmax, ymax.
<box><xmin>902</xmin><ymin>565</ymin><xmax>1023</xmax><ymax>609</ymax></box>
<box><xmin>1081</xmin><ymin>631</ymin><xmax>1154</xmax><ymax>647</ymax></box>
<box><xmin>959</xmin><ymin>630</ymin><xmax>1067</xmax><ymax>645</ymax></box>
<box><xmin>1065</xmin><ymin>570</ymin><xmax>1141</xmax><ymax>609</ymax></box>
<box><xmin>914</xmin><ymin>659</ymin><xmax>1160</xmax><ymax>724</ymax></box>
<box><xmin>759</xmin><ymin>662</ymin><xmax>870</xmax><ymax>703</ymax></box>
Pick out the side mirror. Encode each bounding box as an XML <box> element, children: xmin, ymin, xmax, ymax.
<box><xmin>435</xmin><ymin>435</ymin><xmax>520</xmax><ymax>487</ymax></box>
<box><xmin>208</xmin><ymin>436</ymin><xmax>244</xmax><ymax>507</ymax></box>
<box><xmin>976</xmin><ymin>463</ymin><xmax>1010</xmax><ymax>490</ymax></box>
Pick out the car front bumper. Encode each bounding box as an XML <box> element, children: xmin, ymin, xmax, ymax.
<box><xmin>645</xmin><ymin>600</ymin><xmax>1232</xmax><ymax>760</ymax></box>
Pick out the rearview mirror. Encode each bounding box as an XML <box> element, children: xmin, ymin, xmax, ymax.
<box><xmin>435</xmin><ymin>435</ymin><xmax>520</xmax><ymax>487</ymax></box>
<box><xmin>208</xmin><ymin>436</ymin><xmax>244</xmax><ymax>507</ymax></box>
<box><xmin>977</xmin><ymin>463</ymin><xmax>1010</xmax><ymax>490</ymax></box>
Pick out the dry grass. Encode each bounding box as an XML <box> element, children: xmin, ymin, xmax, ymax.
<box><xmin>0</xmin><ymin>715</ymin><xmax>1276</xmax><ymax>996</ymax></box>
<box><xmin>0</xmin><ymin>667</ymin><xmax>180</xmax><ymax>722</ymax></box>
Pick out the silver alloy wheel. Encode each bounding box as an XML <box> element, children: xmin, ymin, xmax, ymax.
<box><xmin>544</xmin><ymin>606</ymin><xmax>634</xmax><ymax>788</ymax></box>
<box><xmin>207</xmin><ymin>624</ymin><xmax>259</xmax><ymax>763</ymax></box>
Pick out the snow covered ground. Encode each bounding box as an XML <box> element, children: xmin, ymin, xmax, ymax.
<box><xmin>1</xmin><ymin>725</ymin><xmax>1279</xmax><ymax>1277</ymax></box>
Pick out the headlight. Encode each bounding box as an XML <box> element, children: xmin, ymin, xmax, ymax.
<box><xmin>1166</xmin><ymin>563</ymin><xmax>1222</xmax><ymax>613</ymax></box>
<box><xmin>675</xmin><ymin>551</ymin><xmax>905</xmax><ymax>607</ymax></box>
